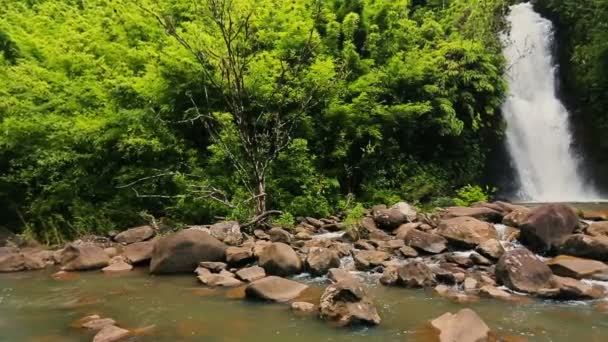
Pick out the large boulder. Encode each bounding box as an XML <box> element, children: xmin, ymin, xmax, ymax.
<box><xmin>403</xmin><ymin>229</ymin><xmax>447</xmax><ymax>254</ymax></box>
<box><xmin>245</xmin><ymin>276</ymin><xmax>308</xmax><ymax>302</ymax></box>
<box><xmin>258</xmin><ymin>242</ymin><xmax>302</xmax><ymax>276</ymax></box>
<box><xmin>235</xmin><ymin>265</ymin><xmax>266</xmax><ymax>282</ymax></box>
<box><xmin>305</xmin><ymin>247</ymin><xmax>340</xmax><ymax>276</ymax></box>
<box><xmin>550</xmin><ymin>275</ymin><xmax>605</xmax><ymax>300</ymax></box>
<box><xmin>149</xmin><ymin>229</ymin><xmax>227</xmax><ymax>274</ymax></box>
<box><xmin>122</xmin><ymin>240</ymin><xmax>154</xmax><ymax>264</ymax></box>
<box><xmin>546</xmin><ymin>255</ymin><xmax>608</xmax><ymax>280</ymax></box>
<box><xmin>430</xmin><ymin>308</ymin><xmax>490</xmax><ymax>342</ymax></box>
<box><xmin>319</xmin><ymin>277</ymin><xmax>381</xmax><ymax>326</ymax></box>
<box><xmin>225</xmin><ymin>246</ymin><xmax>254</xmax><ymax>267</ymax></box>
<box><xmin>113</xmin><ymin>225</ymin><xmax>155</xmax><ymax>245</ymax></box>
<box><xmin>518</xmin><ymin>204</ymin><xmax>579</xmax><ymax>252</ymax></box>
<box><xmin>209</xmin><ymin>221</ymin><xmax>243</xmax><ymax>246</ymax></box>
<box><xmin>391</xmin><ymin>202</ymin><xmax>417</xmax><ymax>222</ymax></box>
<box><xmin>495</xmin><ymin>248</ymin><xmax>553</xmax><ymax>294</ymax></box>
<box><xmin>353</xmin><ymin>250</ymin><xmax>389</xmax><ymax>271</ymax></box>
<box><xmin>559</xmin><ymin>234</ymin><xmax>608</xmax><ymax>261</ymax></box>
<box><xmin>0</xmin><ymin>247</ymin><xmax>25</xmax><ymax>272</ymax></box>
<box><xmin>396</xmin><ymin>260</ymin><xmax>436</xmax><ymax>288</ymax></box>
<box><xmin>475</xmin><ymin>238</ymin><xmax>505</xmax><ymax>260</ymax></box>
<box><xmin>60</xmin><ymin>244</ymin><xmax>110</xmax><ymax>271</ymax></box>
<box><xmin>586</xmin><ymin>221</ymin><xmax>608</xmax><ymax>238</ymax></box>
<box><xmin>442</xmin><ymin>206</ymin><xmax>503</xmax><ymax>223</ymax></box>
<box><xmin>502</xmin><ymin>207</ymin><xmax>530</xmax><ymax>227</ymax></box>
<box><xmin>22</xmin><ymin>249</ymin><xmax>55</xmax><ymax>270</ymax></box>
<box><xmin>437</xmin><ymin>217</ymin><xmax>498</xmax><ymax>248</ymax></box>
<box><xmin>373</xmin><ymin>208</ymin><xmax>409</xmax><ymax>230</ymax></box>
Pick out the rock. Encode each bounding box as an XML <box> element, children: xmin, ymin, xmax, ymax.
<box><xmin>380</xmin><ymin>266</ymin><xmax>399</xmax><ymax>285</ymax></box>
<box><xmin>321</xmin><ymin>223</ymin><xmax>344</xmax><ymax>232</ymax></box>
<box><xmin>446</xmin><ymin>253</ymin><xmax>474</xmax><ymax>268</ymax></box>
<box><xmin>291</xmin><ymin>301</ymin><xmax>316</xmax><ymax>313</ymax></box>
<box><xmin>502</xmin><ymin>208</ymin><xmax>530</xmax><ymax>227</ymax></box>
<box><xmin>546</xmin><ymin>255</ymin><xmax>608</xmax><ymax>280</ymax></box>
<box><xmin>385</xmin><ymin>239</ymin><xmax>405</xmax><ymax>249</ymax></box>
<box><xmin>495</xmin><ymin>248</ymin><xmax>553</xmax><ymax>294</ymax></box>
<box><xmin>295</xmin><ymin>232</ymin><xmax>312</xmax><ymax>240</ymax></box>
<box><xmin>464</xmin><ymin>277</ymin><xmax>478</xmax><ymax>291</ymax></box>
<box><xmin>403</xmin><ymin>229</ymin><xmax>447</xmax><ymax>254</ymax></box>
<box><xmin>559</xmin><ymin>234</ymin><xmax>608</xmax><ymax>261</ymax></box>
<box><xmin>373</xmin><ymin>208</ymin><xmax>408</xmax><ymax>230</ymax></box>
<box><xmin>354</xmin><ymin>240</ymin><xmax>375</xmax><ymax>251</ymax></box>
<box><xmin>398</xmin><ymin>245</ymin><xmax>419</xmax><ymax>258</ymax></box>
<box><xmin>328</xmin><ymin>268</ymin><xmax>356</xmax><ymax>283</ymax></box>
<box><xmin>113</xmin><ymin>225</ymin><xmax>155</xmax><ymax>244</ymax></box>
<box><xmin>22</xmin><ymin>249</ymin><xmax>54</xmax><ymax>270</ymax></box>
<box><xmin>551</xmin><ymin>275</ymin><xmax>605</xmax><ymax>299</ymax></box>
<box><xmin>245</xmin><ymin>276</ymin><xmax>309</xmax><ymax>302</ymax></box>
<box><xmin>258</xmin><ymin>242</ymin><xmax>302</xmax><ymax>276</ymax></box>
<box><xmin>253</xmin><ymin>240</ymin><xmax>271</xmax><ymax>258</ymax></box>
<box><xmin>103</xmin><ymin>247</ymin><xmax>120</xmax><ymax>258</ymax></box>
<box><xmin>82</xmin><ymin>318</ymin><xmax>116</xmax><ymax>330</ymax></box>
<box><xmin>253</xmin><ymin>229</ymin><xmax>270</xmax><ymax>240</ymax></box>
<box><xmin>470</xmin><ymin>253</ymin><xmax>492</xmax><ymax>266</ymax></box>
<box><xmin>198</xmin><ymin>272</ymin><xmax>243</xmax><ymax>287</ymax></box>
<box><xmin>102</xmin><ymin>260</ymin><xmax>133</xmax><ymax>273</ymax></box>
<box><xmin>149</xmin><ymin>229</ymin><xmax>227</xmax><ymax>274</ymax></box>
<box><xmin>478</xmin><ymin>285</ymin><xmax>515</xmax><ymax>301</ymax></box>
<box><xmin>430</xmin><ymin>308</ymin><xmax>490</xmax><ymax>342</ymax></box>
<box><xmin>60</xmin><ymin>244</ymin><xmax>110</xmax><ymax>271</ymax></box>
<box><xmin>92</xmin><ymin>325</ymin><xmax>130</xmax><ymax>342</ymax></box>
<box><xmin>319</xmin><ymin>278</ymin><xmax>381</xmax><ymax>326</ymax></box>
<box><xmin>434</xmin><ymin>285</ymin><xmax>478</xmax><ymax>303</ymax></box>
<box><xmin>437</xmin><ymin>217</ymin><xmax>498</xmax><ymax>248</ymax></box>
<box><xmin>122</xmin><ymin>240</ymin><xmax>154</xmax><ymax>264</ymax></box>
<box><xmin>225</xmin><ymin>246</ymin><xmax>254</xmax><ymax>267</ymax></box>
<box><xmin>393</xmin><ymin>223</ymin><xmax>419</xmax><ymax>240</ymax></box>
<box><xmin>235</xmin><ymin>266</ymin><xmax>266</xmax><ymax>282</ymax></box>
<box><xmin>209</xmin><ymin>221</ymin><xmax>243</xmax><ymax>246</ymax></box>
<box><xmin>586</xmin><ymin>221</ymin><xmax>608</xmax><ymax>237</ymax></box>
<box><xmin>305</xmin><ymin>247</ymin><xmax>340</xmax><ymax>276</ymax></box>
<box><xmin>268</xmin><ymin>227</ymin><xmax>292</xmax><ymax>244</ymax></box>
<box><xmin>397</xmin><ymin>261</ymin><xmax>436</xmax><ymax>288</ymax></box>
<box><xmin>305</xmin><ymin>217</ymin><xmax>324</xmax><ymax>229</ymax></box>
<box><xmin>443</xmin><ymin>206</ymin><xmax>503</xmax><ymax>222</ymax></box>
<box><xmin>353</xmin><ymin>250</ymin><xmax>389</xmax><ymax>271</ymax></box>
<box><xmin>198</xmin><ymin>261</ymin><xmax>227</xmax><ymax>273</ymax></box>
<box><xmin>519</xmin><ymin>204</ymin><xmax>579</xmax><ymax>252</ymax></box>
<box><xmin>476</xmin><ymin>239</ymin><xmax>505</xmax><ymax>260</ymax></box>
<box><xmin>391</xmin><ymin>202</ymin><xmax>417</xmax><ymax>222</ymax></box>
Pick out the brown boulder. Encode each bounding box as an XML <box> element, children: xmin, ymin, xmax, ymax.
<box><xmin>149</xmin><ymin>229</ymin><xmax>227</xmax><ymax>274</ymax></box>
<box><xmin>291</xmin><ymin>301</ymin><xmax>316</xmax><ymax>313</ymax></box>
<box><xmin>403</xmin><ymin>229</ymin><xmax>447</xmax><ymax>254</ymax></box>
<box><xmin>235</xmin><ymin>265</ymin><xmax>266</xmax><ymax>282</ymax></box>
<box><xmin>550</xmin><ymin>275</ymin><xmax>605</xmax><ymax>300</ymax></box>
<box><xmin>113</xmin><ymin>225</ymin><xmax>155</xmax><ymax>245</ymax></box>
<box><xmin>258</xmin><ymin>242</ymin><xmax>302</xmax><ymax>276</ymax></box>
<box><xmin>22</xmin><ymin>249</ymin><xmax>55</xmax><ymax>270</ymax></box>
<box><xmin>305</xmin><ymin>247</ymin><xmax>340</xmax><ymax>276</ymax></box>
<box><xmin>546</xmin><ymin>255</ymin><xmax>608</xmax><ymax>280</ymax></box>
<box><xmin>397</xmin><ymin>260</ymin><xmax>436</xmax><ymax>288</ymax></box>
<box><xmin>559</xmin><ymin>234</ymin><xmax>608</xmax><ymax>261</ymax></box>
<box><xmin>430</xmin><ymin>308</ymin><xmax>490</xmax><ymax>342</ymax></box>
<box><xmin>353</xmin><ymin>250</ymin><xmax>389</xmax><ymax>271</ymax></box>
<box><xmin>102</xmin><ymin>259</ymin><xmax>133</xmax><ymax>273</ymax></box>
<box><xmin>437</xmin><ymin>217</ymin><xmax>498</xmax><ymax>248</ymax></box>
<box><xmin>475</xmin><ymin>239</ymin><xmax>505</xmax><ymax>260</ymax></box>
<box><xmin>245</xmin><ymin>276</ymin><xmax>308</xmax><ymax>302</ymax></box>
<box><xmin>319</xmin><ymin>277</ymin><xmax>381</xmax><ymax>326</ymax></box>
<box><xmin>586</xmin><ymin>221</ymin><xmax>608</xmax><ymax>238</ymax></box>
<box><xmin>502</xmin><ymin>207</ymin><xmax>530</xmax><ymax>227</ymax></box>
<box><xmin>268</xmin><ymin>227</ymin><xmax>292</xmax><ymax>244</ymax></box>
<box><xmin>373</xmin><ymin>208</ymin><xmax>408</xmax><ymax>230</ymax></box>
<box><xmin>443</xmin><ymin>206</ymin><xmax>503</xmax><ymax>222</ymax></box>
<box><xmin>495</xmin><ymin>248</ymin><xmax>553</xmax><ymax>294</ymax></box>
<box><xmin>0</xmin><ymin>247</ymin><xmax>25</xmax><ymax>272</ymax></box>
<box><xmin>60</xmin><ymin>244</ymin><xmax>110</xmax><ymax>271</ymax></box>
<box><xmin>519</xmin><ymin>204</ymin><xmax>579</xmax><ymax>252</ymax></box>
<box><xmin>225</xmin><ymin>246</ymin><xmax>254</xmax><ymax>267</ymax></box>
<box><xmin>209</xmin><ymin>221</ymin><xmax>243</xmax><ymax>246</ymax></box>
<box><xmin>122</xmin><ymin>240</ymin><xmax>154</xmax><ymax>264</ymax></box>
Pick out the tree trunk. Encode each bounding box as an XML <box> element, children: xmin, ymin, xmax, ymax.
<box><xmin>254</xmin><ymin>177</ymin><xmax>266</xmax><ymax>215</ymax></box>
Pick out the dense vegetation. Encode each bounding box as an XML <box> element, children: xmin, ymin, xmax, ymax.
<box><xmin>534</xmin><ymin>0</ymin><xmax>608</xmax><ymax>189</ymax></box>
<box><xmin>0</xmin><ymin>0</ymin><xmax>511</xmax><ymax>243</ymax></box>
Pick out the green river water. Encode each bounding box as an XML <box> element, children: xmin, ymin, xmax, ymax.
<box><xmin>1</xmin><ymin>267</ymin><xmax>607</xmax><ymax>341</ymax></box>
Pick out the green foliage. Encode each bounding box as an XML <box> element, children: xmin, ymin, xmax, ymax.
<box><xmin>452</xmin><ymin>184</ymin><xmax>494</xmax><ymax>207</ymax></box>
<box><xmin>0</xmin><ymin>0</ymin><xmax>511</xmax><ymax>243</ymax></box>
<box><xmin>270</xmin><ymin>212</ymin><xmax>296</xmax><ymax>230</ymax></box>
<box><xmin>343</xmin><ymin>203</ymin><xmax>366</xmax><ymax>230</ymax></box>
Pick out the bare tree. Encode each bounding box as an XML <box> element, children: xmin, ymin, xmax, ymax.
<box><xmin>137</xmin><ymin>0</ymin><xmax>323</xmax><ymax>217</ymax></box>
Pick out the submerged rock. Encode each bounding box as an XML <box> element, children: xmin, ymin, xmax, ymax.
<box><xmin>291</xmin><ymin>301</ymin><xmax>316</xmax><ymax>313</ymax></box>
<box><xmin>92</xmin><ymin>325</ymin><xmax>130</xmax><ymax>342</ymax></box>
<box><xmin>102</xmin><ymin>258</ymin><xmax>132</xmax><ymax>273</ymax></box>
<box><xmin>258</xmin><ymin>242</ymin><xmax>302</xmax><ymax>276</ymax></box>
<box><xmin>519</xmin><ymin>204</ymin><xmax>579</xmax><ymax>252</ymax></box>
<box><xmin>149</xmin><ymin>229</ymin><xmax>227</xmax><ymax>274</ymax></box>
<box><xmin>437</xmin><ymin>216</ymin><xmax>498</xmax><ymax>248</ymax></box>
<box><xmin>60</xmin><ymin>244</ymin><xmax>110</xmax><ymax>271</ymax></box>
<box><xmin>245</xmin><ymin>276</ymin><xmax>308</xmax><ymax>302</ymax></box>
<box><xmin>430</xmin><ymin>308</ymin><xmax>490</xmax><ymax>342</ymax></box>
<box><xmin>319</xmin><ymin>277</ymin><xmax>381</xmax><ymax>326</ymax></box>
<box><xmin>495</xmin><ymin>248</ymin><xmax>553</xmax><ymax>294</ymax></box>
<box><xmin>113</xmin><ymin>225</ymin><xmax>155</xmax><ymax>245</ymax></box>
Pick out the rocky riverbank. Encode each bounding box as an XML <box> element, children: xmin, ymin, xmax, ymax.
<box><xmin>2</xmin><ymin>201</ymin><xmax>608</xmax><ymax>341</ymax></box>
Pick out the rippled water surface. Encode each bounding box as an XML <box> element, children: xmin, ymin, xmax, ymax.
<box><xmin>1</xmin><ymin>268</ymin><xmax>608</xmax><ymax>341</ymax></box>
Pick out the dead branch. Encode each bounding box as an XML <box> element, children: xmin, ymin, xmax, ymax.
<box><xmin>241</xmin><ymin>210</ymin><xmax>282</xmax><ymax>228</ymax></box>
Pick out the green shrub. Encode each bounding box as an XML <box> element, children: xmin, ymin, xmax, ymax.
<box><xmin>452</xmin><ymin>184</ymin><xmax>494</xmax><ymax>207</ymax></box>
<box><xmin>343</xmin><ymin>203</ymin><xmax>366</xmax><ymax>230</ymax></box>
<box><xmin>271</xmin><ymin>212</ymin><xmax>295</xmax><ymax>230</ymax></box>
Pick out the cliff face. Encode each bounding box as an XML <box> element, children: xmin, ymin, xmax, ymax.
<box><xmin>532</xmin><ymin>0</ymin><xmax>608</xmax><ymax>195</ymax></box>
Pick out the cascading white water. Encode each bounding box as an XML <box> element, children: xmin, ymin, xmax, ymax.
<box><xmin>501</xmin><ymin>3</ymin><xmax>598</xmax><ymax>202</ymax></box>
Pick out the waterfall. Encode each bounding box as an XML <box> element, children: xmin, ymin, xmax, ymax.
<box><xmin>501</xmin><ymin>3</ymin><xmax>598</xmax><ymax>202</ymax></box>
